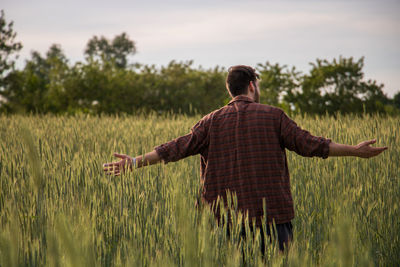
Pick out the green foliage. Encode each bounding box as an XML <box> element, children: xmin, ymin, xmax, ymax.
<box><xmin>0</xmin><ymin>44</ymin><xmax>69</xmax><ymax>113</ymax></box>
<box><xmin>394</xmin><ymin>91</ymin><xmax>400</xmax><ymax>109</ymax></box>
<box><xmin>0</xmin><ymin>114</ymin><xmax>399</xmax><ymax>266</ymax></box>
<box><xmin>285</xmin><ymin>57</ymin><xmax>395</xmax><ymax>115</ymax></box>
<box><xmin>85</xmin><ymin>33</ymin><xmax>136</xmax><ymax>69</ymax></box>
<box><xmin>0</xmin><ymin>10</ymin><xmax>22</xmax><ymax>86</ymax></box>
<box><xmin>3</xmin><ymin>52</ymin><xmax>398</xmax><ymax>116</ymax></box>
<box><xmin>256</xmin><ymin>61</ymin><xmax>301</xmax><ymax>115</ymax></box>
<box><xmin>139</xmin><ymin>61</ymin><xmax>227</xmax><ymax>114</ymax></box>
<box><xmin>1</xmin><ymin>49</ymin><xmax>229</xmax><ymax>115</ymax></box>
<box><xmin>256</xmin><ymin>61</ymin><xmax>299</xmax><ymax>106</ymax></box>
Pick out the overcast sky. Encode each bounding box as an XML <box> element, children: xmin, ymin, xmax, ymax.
<box><xmin>3</xmin><ymin>0</ymin><xmax>400</xmax><ymax>97</ymax></box>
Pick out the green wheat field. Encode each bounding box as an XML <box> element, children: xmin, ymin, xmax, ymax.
<box><xmin>0</xmin><ymin>114</ymin><xmax>399</xmax><ymax>266</ymax></box>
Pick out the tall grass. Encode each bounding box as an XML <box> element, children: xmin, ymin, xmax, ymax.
<box><xmin>0</xmin><ymin>114</ymin><xmax>399</xmax><ymax>266</ymax></box>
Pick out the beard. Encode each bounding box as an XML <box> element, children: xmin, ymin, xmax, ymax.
<box><xmin>254</xmin><ymin>87</ymin><xmax>260</xmax><ymax>103</ymax></box>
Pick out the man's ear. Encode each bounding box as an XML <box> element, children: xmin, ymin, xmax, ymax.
<box><xmin>248</xmin><ymin>81</ymin><xmax>255</xmax><ymax>93</ymax></box>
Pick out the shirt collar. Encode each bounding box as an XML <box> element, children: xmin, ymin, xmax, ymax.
<box><xmin>228</xmin><ymin>95</ymin><xmax>255</xmax><ymax>105</ymax></box>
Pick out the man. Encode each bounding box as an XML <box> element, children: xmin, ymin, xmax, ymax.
<box><xmin>103</xmin><ymin>65</ymin><xmax>387</xmax><ymax>252</ymax></box>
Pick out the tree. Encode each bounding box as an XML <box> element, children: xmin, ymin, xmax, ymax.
<box><xmin>394</xmin><ymin>91</ymin><xmax>400</xmax><ymax>110</ymax></box>
<box><xmin>0</xmin><ymin>10</ymin><xmax>22</xmax><ymax>86</ymax></box>
<box><xmin>155</xmin><ymin>61</ymin><xmax>226</xmax><ymax>114</ymax></box>
<box><xmin>0</xmin><ymin>44</ymin><xmax>69</xmax><ymax>113</ymax></box>
<box><xmin>286</xmin><ymin>57</ymin><xmax>390</xmax><ymax>115</ymax></box>
<box><xmin>84</xmin><ymin>33</ymin><xmax>136</xmax><ymax>69</ymax></box>
<box><xmin>256</xmin><ymin>62</ymin><xmax>300</xmax><ymax>113</ymax></box>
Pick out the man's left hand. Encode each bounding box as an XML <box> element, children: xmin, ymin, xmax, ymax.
<box><xmin>103</xmin><ymin>153</ymin><xmax>134</xmax><ymax>176</ymax></box>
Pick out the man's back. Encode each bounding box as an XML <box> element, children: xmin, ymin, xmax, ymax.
<box><xmin>155</xmin><ymin>95</ymin><xmax>331</xmax><ymax>225</ymax></box>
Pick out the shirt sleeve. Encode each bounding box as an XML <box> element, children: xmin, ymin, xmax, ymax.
<box><xmin>154</xmin><ymin>116</ymin><xmax>209</xmax><ymax>164</ymax></box>
<box><xmin>279</xmin><ymin>111</ymin><xmax>331</xmax><ymax>158</ymax></box>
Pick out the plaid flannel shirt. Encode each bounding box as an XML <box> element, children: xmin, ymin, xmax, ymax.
<box><xmin>155</xmin><ymin>95</ymin><xmax>331</xmax><ymax>225</ymax></box>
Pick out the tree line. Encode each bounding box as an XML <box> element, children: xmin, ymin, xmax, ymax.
<box><xmin>1</xmin><ymin>10</ymin><xmax>399</xmax><ymax>116</ymax></box>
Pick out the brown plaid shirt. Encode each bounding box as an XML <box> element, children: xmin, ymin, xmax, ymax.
<box><xmin>155</xmin><ymin>95</ymin><xmax>331</xmax><ymax>225</ymax></box>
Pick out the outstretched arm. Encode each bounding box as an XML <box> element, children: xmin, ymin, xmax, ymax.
<box><xmin>329</xmin><ymin>139</ymin><xmax>387</xmax><ymax>158</ymax></box>
<box><xmin>103</xmin><ymin>115</ymin><xmax>210</xmax><ymax>176</ymax></box>
<box><xmin>103</xmin><ymin>150</ymin><xmax>161</xmax><ymax>176</ymax></box>
<box><xmin>279</xmin><ymin>111</ymin><xmax>388</xmax><ymax>159</ymax></box>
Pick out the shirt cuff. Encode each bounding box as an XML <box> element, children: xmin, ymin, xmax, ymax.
<box><xmin>154</xmin><ymin>144</ymin><xmax>171</xmax><ymax>164</ymax></box>
<box><xmin>321</xmin><ymin>138</ymin><xmax>332</xmax><ymax>159</ymax></box>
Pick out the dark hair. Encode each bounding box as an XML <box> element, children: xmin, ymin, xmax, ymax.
<box><xmin>226</xmin><ymin>65</ymin><xmax>259</xmax><ymax>97</ymax></box>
